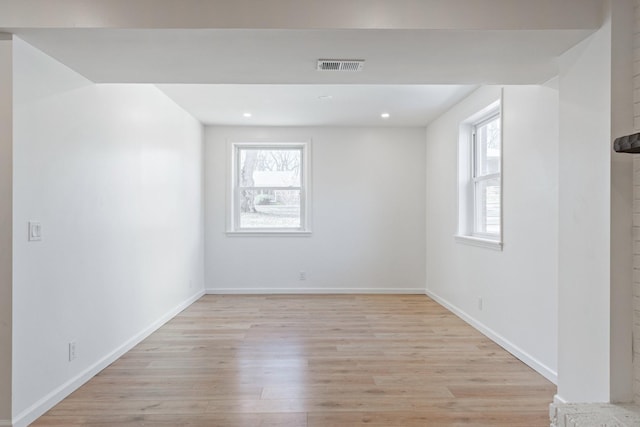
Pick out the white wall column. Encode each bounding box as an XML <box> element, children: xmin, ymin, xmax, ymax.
<box><xmin>557</xmin><ymin>0</ymin><xmax>634</xmax><ymax>403</ymax></box>
<box><xmin>558</xmin><ymin>18</ymin><xmax>611</xmax><ymax>403</ymax></box>
<box><xmin>0</xmin><ymin>32</ymin><xmax>13</xmax><ymax>425</ymax></box>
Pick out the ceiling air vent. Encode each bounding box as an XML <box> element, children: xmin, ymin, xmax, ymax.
<box><xmin>317</xmin><ymin>59</ymin><xmax>365</xmax><ymax>72</ymax></box>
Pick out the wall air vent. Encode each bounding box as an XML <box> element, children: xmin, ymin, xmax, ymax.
<box><xmin>317</xmin><ymin>59</ymin><xmax>365</xmax><ymax>72</ymax></box>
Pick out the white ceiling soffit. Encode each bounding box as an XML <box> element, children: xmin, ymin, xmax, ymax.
<box><xmin>156</xmin><ymin>84</ymin><xmax>477</xmax><ymax>127</ymax></box>
<box><xmin>14</xmin><ymin>28</ymin><xmax>594</xmax><ymax>85</ymax></box>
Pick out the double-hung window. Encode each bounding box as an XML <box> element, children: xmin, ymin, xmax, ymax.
<box><xmin>472</xmin><ymin>112</ymin><xmax>501</xmax><ymax>237</ymax></box>
<box><xmin>457</xmin><ymin>99</ymin><xmax>502</xmax><ymax>249</ymax></box>
<box><xmin>230</xmin><ymin>142</ymin><xmax>310</xmax><ymax>234</ymax></box>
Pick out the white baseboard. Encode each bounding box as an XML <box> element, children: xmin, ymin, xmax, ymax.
<box><xmin>425</xmin><ymin>289</ymin><xmax>558</xmax><ymax>384</ymax></box>
<box><xmin>206</xmin><ymin>288</ymin><xmax>425</xmax><ymax>295</ymax></box>
<box><xmin>0</xmin><ymin>420</ymin><xmax>11</xmax><ymax>426</ymax></box>
<box><xmin>11</xmin><ymin>290</ymin><xmax>205</xmax><ymax>427</ymax></box>
<box><xmin>554</xmin><ymin>394</ymin><xmax>568</xmax><ymax>404</ymax></box>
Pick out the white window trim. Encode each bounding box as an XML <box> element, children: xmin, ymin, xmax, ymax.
<box><xmin>454</xmin><ymin>234</ymin><xmax>503</xmax><ymax>250</ymax></box>
<box><xmin>226</xmin><ymin>140</ymin><xmax>312</xmax><ymax>236</ymax></box>
<box><xmin>456</xmin><ymin>94</ymin><xmax>503</xmax><ymax>250</ymax></box>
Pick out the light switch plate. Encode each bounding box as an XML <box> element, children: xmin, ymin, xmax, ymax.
<box><xmin>28</xmin><ymin>221</ymin><xmax>42</xmax><ymax>241</ymax></box>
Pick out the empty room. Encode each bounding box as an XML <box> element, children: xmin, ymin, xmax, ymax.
<box><xmin>0</xmin><ymin>1</ymin><xmax>638</xmax><ymax>426</ymax></box>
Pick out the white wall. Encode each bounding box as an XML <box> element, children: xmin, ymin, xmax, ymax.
<box><xmin>0</xmin><ymin>33</ymin><xmax>12</xmax><ymax>426</ymax></box>
<box><xmin>557</xmin><ymin>0</ymin><xmax>635</xmax><ymax>403</ymax></box>
<box><xmin>205</xmin><ymin>126</ymin><xmax>426</xmax><ymax>293</ymax></box>
<box><xmin>425</xmin><ymin>85</ymin><xmax>559</xmax><ymax>382</ymax></box>
<box><xmin>557</xmin><ymin>19</ymin><xmax>611</xmax><ymax>404</ymax></box>
<box><xmin>11</xmin><ymin>38</ymin><xmax>205</xmax><ymax>425</ymax></box>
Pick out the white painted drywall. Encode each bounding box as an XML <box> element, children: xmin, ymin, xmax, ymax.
<box><xmin>12</xmin><ymin>38</ymin><xmax>205</xmax><ymax>422</ymax></box>
<box><xmin>0</xmin><ymin>0</ymin><xmax>602</xmax><ymax>31</ymax></box>
<box><xmin>425</xmin><ymin>85</ymin><xmax>559</xmax><ymax>382</ymax></box>
<box><xmin>557</xmin><ymin>17</ymin><xmax>612</xmax><ymax>403</ymax></box>
<box><xmin>556</xmin><ymin>0</ymin><xmax>635</xmax><ymax>403</ymax></box>
<box><xmin>205</xmin><ymin>126</ymin><xmax>426</xmax><ymax>293</ymax></box>
<box><xmin>0</xmin><ymin>34</ymin><xmax>12</xmax><ymax>425</ymax></box>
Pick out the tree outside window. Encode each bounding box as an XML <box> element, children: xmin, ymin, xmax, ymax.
<box><xmin>232</xmin><ymin>143</ymin><xmax>309</xmax><ymax>232</ymax></box>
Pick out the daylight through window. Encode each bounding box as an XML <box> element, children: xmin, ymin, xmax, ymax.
<box><xmin>456</xmin><ymin>99</ymin><xmax>502</xmax><ymax>249</ymax></box>
<box><xmin>231</xmin><ymin>143</ymin><xmax>309</xmax><ymax>232</ymax></box>
<box><xmin>472</xmin><ymin>113</ymin><xmax>501</xmax><ymax>237</ymax></box>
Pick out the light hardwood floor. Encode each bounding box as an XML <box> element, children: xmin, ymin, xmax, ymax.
<box><xmin>33</xmin><ymin>295</ymin><xmax>556</xmax><ymax>426</ymax></box>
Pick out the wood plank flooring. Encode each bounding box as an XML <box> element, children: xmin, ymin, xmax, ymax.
<box><xmin>32</xmin><ymin>295</ymin><xmax>556</xmax><ymax>426</ymax></box>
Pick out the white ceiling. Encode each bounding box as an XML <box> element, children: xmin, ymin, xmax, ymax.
<box><xmin>14</xmin><ymin>28</ymin><xmax>594</xmax><ymax>126</ymax></box>
<box><xmin>157</xmin><ymin>84</ymin><xmax>477</xmax><ymax>126</ymax></box>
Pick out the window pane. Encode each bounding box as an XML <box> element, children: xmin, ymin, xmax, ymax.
<box><xmin>239</xmin><ymin>149</ymin><xmax>301</xmax><ymax>187</ymax></box>
<box><xmin>475</xmin><ymin>116</ymin><xmax>501</xmax><ymax>176</ymax></box>
<box><xmin>475</xmin><ymin>178</ymin><xmax>500</xmax><ymax>235</ymax></box>
<box><xmin>239</xmin><ymin>189</ymin><xmax>301</xmax><ymax>229</ymax></box>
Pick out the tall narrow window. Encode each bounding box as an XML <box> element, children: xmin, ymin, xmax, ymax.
<box><xmin>457</xmin><ymin>99</ymin><xmax>502</xmax><ymax>250</ymax></box>
<box><xmin>230</xmin><ymin>142</ymin><xmax>310</xmax><ymax>233</ymax></box>
<box><xmin>472</xmin><ymin>112</ymin><xmax>501</xmax><ymax>237</ymax></box>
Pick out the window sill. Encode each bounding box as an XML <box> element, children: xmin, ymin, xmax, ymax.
<box><xmin>226</xmin><ymin>230</ymin><xmax>312</xmax><ymax>237</ymax></box>
<box><xmin>454</xmin><ymin>235</ymin><xmax>503</xmax><ymax>251</ymax></box>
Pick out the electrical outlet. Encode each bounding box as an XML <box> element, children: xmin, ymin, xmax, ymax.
<box><xmin>299</xmin><ymin>271</ymin><xmax>306</xmax><ymax>281</ymax></box>
<box><xmin>478</xmin><ymin>297</ymin><xmax>483</xmax><ymax>311</ymax></box>
<box><xmin>68</xmin><ymin>341</ymin><xmax>77</xmax><ymax>361</ymax></box>
<box><xmin>28</xmin><ymin>221</ymin><xmax>42</xmax><ymax>241</ymax></box>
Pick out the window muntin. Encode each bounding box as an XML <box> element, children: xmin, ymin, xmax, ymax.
<box><xmin>232</xmin><ymin>143</ymin><xmax>309</xmax><ymax>233</ymax></box>
<box><xmin>472</xmin><ymin>113</ymin><xmax>501</xmax><ymax>238</ymax></box>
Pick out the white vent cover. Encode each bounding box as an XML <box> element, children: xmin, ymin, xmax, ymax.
<box><xmin>317</xmin><ymin>59</ymin><xmax>365</xmax><ymax>72</ymax></box>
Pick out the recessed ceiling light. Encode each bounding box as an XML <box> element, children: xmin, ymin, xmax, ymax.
<box><xmin>381</xmin><ymin>113</ymin><xmax>390</xmax><ymax>119</ymax></box>
<box><xmin>318</xmin><ymin>95</ymin><xmax>333</xmax><ymax>100</ymax></box>
<box><xmin>243</xmin><ymin>112</ymin><xmax>252</xmax><ymax>118</ymax></box>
